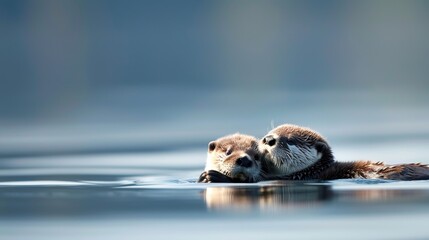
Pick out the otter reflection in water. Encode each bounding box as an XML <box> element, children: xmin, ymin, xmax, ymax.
<box><xmin>202</xmin><ymin>182</ymin><xmax>332</xmax><ymax>211</ymax></box>
<box><xmin>201</xmin><ymin>182</ymin><xmax>429</xmax><ymax>211</ymax></box>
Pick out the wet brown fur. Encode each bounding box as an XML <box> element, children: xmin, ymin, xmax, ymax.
<box><xmin>314</xmin><ymin>161</ymin><xmax>429</xmax><ymax>181</ymax></box>
<box><xmin>209</xmin><ymin>134</ymin><xmax>259</xmax><ymax>160</ymax></box>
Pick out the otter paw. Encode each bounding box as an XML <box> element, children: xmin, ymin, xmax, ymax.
<box><xmin>198</xmin><ymin>171</ymin><xmax>209</xmax><ymax>183</ymax></box>
<box><xmin>198</xmin><ymin>170</ymin><xmax>233</xmax><ymax>183</ymax></box>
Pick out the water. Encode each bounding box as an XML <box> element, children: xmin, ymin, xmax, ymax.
<box><xmin>1</xmin><ymin>89</ymin><xmax>428</xmax><ymax>239</ymax></box>
<box><xmin>1</xmin><ymin>88</ymin><xmax>428</xmax><ymax>239</ymax></box>
<box><xmin>1</xmin><ymin>149</ymin><xmax>429</xmax><ymax>240</ymax></box>
<box><xmin>2</xmin><ymin>1</ymin><xmax>429</xmax><ymax>239</ymax></box>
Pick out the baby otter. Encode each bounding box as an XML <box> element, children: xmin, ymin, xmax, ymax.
<box><xmin>198</xmin><ymin>133</ymin><xmax>262</xmax><ymax>183</ymax></box>
<box><xmin>260</xmin><ymin>124</ymin><xmax>429</xmax><ymax>181</ymax></box>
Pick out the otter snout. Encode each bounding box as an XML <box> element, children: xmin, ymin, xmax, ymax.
<box><xmin>262</xmin><ymin>135</ymin><xmax>276</xmax><ymax>146</ymax></box>
<box><xmin>236</xmin><ymin>156</ymin><xmax>252</xmax><ymax>168</ymax></box>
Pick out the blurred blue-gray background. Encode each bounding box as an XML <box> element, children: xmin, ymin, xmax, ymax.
<box><xmin>1</xmin><ymin>0</ymin><xmax>429</xmax><ymax>158</ymax></box>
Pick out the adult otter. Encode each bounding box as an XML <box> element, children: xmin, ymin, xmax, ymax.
<box><xmin>198</xmin><ymin>133</ymin><xmax>262</xmax><ymax>183</ymax></box>
<box><xmin>260</xmin><ymin>124</ymin><xmax>429</xmax><ymax>181</ymax></box>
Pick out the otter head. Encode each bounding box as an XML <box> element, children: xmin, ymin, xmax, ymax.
<box><xmin>205</xmin><ymin>133</ymin><xmax>262</xmax><ymax>182</ymax></box>
<box><xmin>259</xmin><ymin>124</ymin><xmax>334</xmax><ymax>177</ymax></box>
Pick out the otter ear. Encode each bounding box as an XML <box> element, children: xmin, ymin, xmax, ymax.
<box><xmin>208</xmin><ymin>141</ymin><xmax>216</xmax><ymax>152</ymax></box>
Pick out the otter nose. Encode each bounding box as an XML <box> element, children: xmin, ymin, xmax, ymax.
<box><xmin>236</xmin><ymin>156</ymin><xmax>253</xmax><ymax>168</ymax></box>
<box><xmin>262</xmin><ymin>135</ymin><xmax>276</xmax><ymax>146</ymax></box>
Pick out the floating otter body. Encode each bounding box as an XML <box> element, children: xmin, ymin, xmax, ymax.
<box><xmin>198</xmin><ymin>133</ymin><xmax>262</xmax><ymax>183</ymax></box>
<box><xmin>199</xmin><ymin>124</ymin><xmax>429</xmax><ymax>182</ymax></box>
<box><xmin>259</xmin><ymin>124</ymin><xmax>429</xmax><ymax>181</ymax></box>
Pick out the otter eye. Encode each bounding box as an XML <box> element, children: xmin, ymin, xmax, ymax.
<box><xmin>208</xmin><ymin>141</ymin><xmax>216</xmax><ymax>151</ymax></box>
<box><xmin>226</xmin><ymin>148</ymin><xmax>232</xmax><ymax>156</ymax></box>
<box><xmin>254</xmin><ymin>154</ymin><xmax>260</xmax><ymax>161</ymax></box>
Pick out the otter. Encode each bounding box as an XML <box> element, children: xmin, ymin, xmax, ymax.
<box><xmin>198</xmin><ymin>133</ymin><xmax>262</xmax><ymax>183</ymax></box>
<box><xmin>199</xmin><ymin>124</ymin><xmax>429</xmax><ymax>183</ymax></box>
<box><xmin>259</xmin><ymin>124</ymin><xmax>429</xmax><ymax>181</ymax></box>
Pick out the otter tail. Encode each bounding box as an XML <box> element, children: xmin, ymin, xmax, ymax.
<box><xmin>379</xmin><ymin>163</ymin><xmax>429</xmax><ymax>180</ymax></box>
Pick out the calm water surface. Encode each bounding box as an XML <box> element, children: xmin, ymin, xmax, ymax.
<box><xmin>1</xmin><ymin>148</ymin><xmax>429</xmax><ymax>240</ymax></box>
<box><xmin>2</xmin><ymin>1</ymin><xmax>429</xmax><ymax>239</ymax></box>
